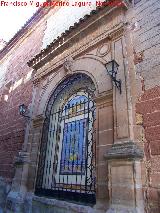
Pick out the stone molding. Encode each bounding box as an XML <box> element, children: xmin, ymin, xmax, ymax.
<box><xmin>63</xmin><ymin>56</ymin><xmax>74</xmax><ymax>75</ymax></box>
<box><xmin>104</xmin><ymin>141</ymin><xmax>144</xmax><ymax>160</ymax></box>
<box><xmin>28</xmin><ymin>1</ymin><xmax>131</xmax><ymax>68</ymax></box>
<box><xmin>33</xmin><ymin>22</ymin><xmax>125</xmax><ymax>81</ymax></box>
<box><xmin>29</xmin><ymin>3</ymin><xmax>128</xmax><ymax>81</ymax></box>
<box><xmin>133</xmin><ymin>50</ymin><xmax>144</xmax><ymax>65</ymax></box>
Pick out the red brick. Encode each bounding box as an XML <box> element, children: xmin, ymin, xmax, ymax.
<box><xmin>144</xmin><ymin>142</ymin><xmax>151</xmax><ymax>160</ymax></box>
<box><xmin>150</xmin><ymin>140</ymin><xmax>160</xmax><ymax>155</ymax></box>
<box><xmin>143</xmin><ymin>111</ymin><xmax>160</xmax><ymax>128</ymax></box>
<box><xmin>150</xmin><ymin>174</ymin><xmax>160</xmax><ymax>188</ymax></box>
<box><xmin>145</xmin><ymin>126</ymin><xmax>160</xmax><ymax>141</ymax></box>
<box><xmin>151</xmin><ymin>157</ymin><xmax>160</xmax><ymax>173</ymax></box>
<box><xmin>140</xmin><ymin>86</ymin><xmax>160</xmax><ymax>102</ymax></box>
<box><xmin>148</xmin><ymin>188</ymin><xmax>159</xmax><ymax>202</ymax></box>
<box><xmin>136</xmin><ymin>98</ymin><xmax>160</xmax><ymax>114</ymax></box>
<box><xmin>149</xmin><ymin>207</ymin><xmax>160</xmax><ymax>213</ymax></box>
<box><xmin>136</xmin><ymin>86</ymin><xmax>160</xmax><ymax>210</ymax></box>
<box><xmin>0</xmin><ymin>21</ymin><xmax>46</xmax><ymax>179</ymax></box>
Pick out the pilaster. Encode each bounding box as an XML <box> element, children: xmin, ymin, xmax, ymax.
<box><xmin>6</xmin><ymin>151</ymin><xmax>30</xmax><ymax>213</ymax></box>
<box><xmin>104</xmin><ymin>142</ymin><xmax>144</xmax><ymax>213</ymax></box>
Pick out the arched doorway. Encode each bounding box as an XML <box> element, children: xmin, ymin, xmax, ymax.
<box><xmin>35</xmin><ymin>73</ymin><xmax>96</xmax><ymax>204</ymax></box>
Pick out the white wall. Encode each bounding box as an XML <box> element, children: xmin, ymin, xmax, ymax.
<box><xmin>42</xmin><ymin>0</ymin><xmax>98</xmax><ymax>48</ymax></box>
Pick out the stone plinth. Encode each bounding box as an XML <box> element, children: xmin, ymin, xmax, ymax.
<box><xmin>6</xmin><ymin>152</ymin><xmax>30</xmax><ymax>213</ymax></box>
<box><xmin>105</xmin><ymin>141</ymin><xmax>144</xmax><ymax>213</ymax></box>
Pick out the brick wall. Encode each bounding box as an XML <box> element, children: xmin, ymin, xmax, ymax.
<box><xmin>136</xmin><ymin>86</ymin><xmax>160</xmax><ymax>213</ymax></box>
<box><xmin>0</xmin><ymin>21</ymin><xmax>46</xmax><ymax>180</ymax></box>
<box><xmin>133</xmin><ymin>0</ymin><xmax>160</xmax><ymax>212</ymax></box>
<box><xmin>0</xmin><ymin>1</ymin><xmax>159</xmax><ymax>212</ymax></box>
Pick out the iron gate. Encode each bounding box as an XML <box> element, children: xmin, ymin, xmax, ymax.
<box><xmin>35</xmin><ymin>75</ymin><xmax>96</xmax><ymax>204</ymax></box>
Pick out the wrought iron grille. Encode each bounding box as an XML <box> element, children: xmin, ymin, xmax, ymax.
<box><xmin>35</xmin><ymin>74</ymin><xmax>96</xmax><ymax>204</ymax></box>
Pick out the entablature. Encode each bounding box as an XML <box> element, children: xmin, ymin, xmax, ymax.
<box><xmin>28</xmin><ymin>0</ymin><xmax>131</xmax><ymax>81</ymax></box>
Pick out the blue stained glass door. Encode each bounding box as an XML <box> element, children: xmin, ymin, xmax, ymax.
<box><xmin>35</xmin><ymin>74</ymin><xmax>96</xmax><ymax>204</ymax></box>
<box><xmin>60</xmin><ymin>118</ymin><xmax>87</xmax><ymax>175</ymax></box>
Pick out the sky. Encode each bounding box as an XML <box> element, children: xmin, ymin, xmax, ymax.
<box><xmin>0</xmin><ymin>0</ymin><xmax>120</xmax><ymax>42</ymax></box>
<box><xmin>0</xmin><ymin>0</ymin><xmax>44</xmax><ymax>42</ymax></box>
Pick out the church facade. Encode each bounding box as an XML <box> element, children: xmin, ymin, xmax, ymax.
<box><xmin>0</xmin><ymin>0</ymin><xmax>160</xmax><ymax>212</ymax></box>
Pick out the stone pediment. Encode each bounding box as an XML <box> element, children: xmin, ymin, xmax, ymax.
<box><xmin>28</xmin><ymin>0</ymin><xmax>131</xmax><ymax>80</ymax></box>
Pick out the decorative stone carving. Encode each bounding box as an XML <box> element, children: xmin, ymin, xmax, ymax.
<box><xmin>104</xmin><ymin>141</ymin><xmax>144</xmax><ymax>160</ymax></box>
<box><xmin>127</xmin><ymin>21</ymin><xmax>141</xmax><ymax>32</ymax></box>
<box><xmin>31</xmin><ymin>21</ymin><xmax>125</xmax><ymax>79</ymax></box>
<box><xmin>96</xmin><ymin>43</ymin><xmax>111</xmax><ymax>57</ymax></box>
<box><xmin>133</xmin><ymin>50</ymin><xmax>144</xmax><ymax>65</ymax></box>
<box><xmin>63</xmin><ymin>56</ymin><xmax>74</xmax><ymax>75</ymax></box>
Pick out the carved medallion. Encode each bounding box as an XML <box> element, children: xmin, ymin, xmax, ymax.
<box><xmin>134</xmin><ymin>50</ymin><xmax>144</xmax><ymax>65</ymax></box>
<box><xmin>63</xmin><ymin>56</ymin><xmax>74</xmax><ymax>75</ymax></box>
<box><xmin>96</xmin><ymin>42</ymin><xmax>111</xmax><ymax>57</ymax></box>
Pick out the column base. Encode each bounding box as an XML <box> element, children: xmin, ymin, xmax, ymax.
<box><xmin>93</xmin><ymin>199</ymin><xmax>109</xmax><ymax>213</ymax></box>
<box><xmin>104</xmin><ymin>141</ymin><xmax>144</xmax><ymax>213</ymax></box>
<box><xmin>5</xmin><ymin>151</ymin><xmax>30</xmax><ymax>213</ymax></box>
<box><xmin>6</xmin><ymin>191</ymin><xmax>24</xmax><ymax>213</ymax></box>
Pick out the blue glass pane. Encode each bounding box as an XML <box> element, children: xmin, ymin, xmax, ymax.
<box><xmin>60</xmin><ymin>118</ymin><xmax>86</xmax><ymax>175</ymax></box>
<box><xmin>65</xmin><ymin>95</ymin><xmax>87</xmax><ymax>107</ymax></box>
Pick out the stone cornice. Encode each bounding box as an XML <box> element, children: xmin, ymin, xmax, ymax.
<box><xmin>28</xmin><ymin>0</ymin><xmax>131</xmax><ymax>71</ymax></box>
<box><xmin>33</xmin><ymin>22</ymin><xmax>125</xmax><ymax>81</ymax></box>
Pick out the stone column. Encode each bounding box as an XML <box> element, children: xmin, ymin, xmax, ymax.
<box><xmin>93</xmin><ymin>93</ymin><xmax>113</xmax><ymax>213</ymax></box>
<box><xmin>6</xmin><ymin>151</ymin><xmax>30</xmax><ymax>213</ymax></box>
<box><xmin>27</xmin><ymin>114</ymin><xmax>45</xmax><ymax>192</ymax></box>
<box><xmin>105</xmin><ymin>142</ymin><xmax>144</xmax><ymax>213</ymax></box>
<box><xmin>5</xmin><ymin>111</ymin><xmax>45</xmax><ymax>213</ymax></box>
<box><xmin>104</xmin><ymin>24</ymin><xmax>144</xmax><ymax>212</ymax></box>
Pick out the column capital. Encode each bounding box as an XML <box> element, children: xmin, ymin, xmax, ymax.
<box><xmin>104</xmin><ymin>141</ymin><xmax>144</xmax><ymax>160</ymax></box>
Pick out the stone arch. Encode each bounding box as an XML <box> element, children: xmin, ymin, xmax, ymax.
<box><xmin>30</xmin><ymin>56</ymin><xmax>113</xmax><ymax>208</ymax></box>
<box><xmin>35</xmin><ymin>72</ymin><xmax>97</xmax><ymax>203</ymax></box>
<box><xmin>36</xmin><ymin>56</ymin><xmax>112</xmax><ymax>116</ymax></box>
<box><xmin>45</xmin><ymin>73</ymin><xmax>96</xmax><ymax>118</ymax></box>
